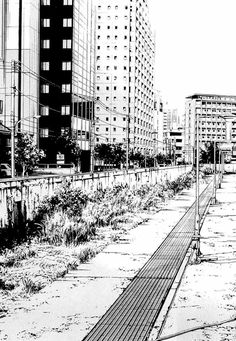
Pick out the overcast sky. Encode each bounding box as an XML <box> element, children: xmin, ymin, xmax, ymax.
<box><xmin>148</xmin><ymin>0</ymin><xmax>236</xmax><ymax>112</ymax></box>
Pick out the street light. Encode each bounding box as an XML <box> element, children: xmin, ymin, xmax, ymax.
<box><xmin>11</xmin><ymin>115</ymin><xmax>40</xmax><ymax>178</ymax></box>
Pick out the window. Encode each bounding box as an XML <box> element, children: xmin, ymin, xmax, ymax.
<box><xmin>113</xmin><ymin>117</ymin><xmax>116</xmax><ymax>121</ymax></box>
<box><xmin>41</xmin><ymin>0</ymin><xmax>50</xmax><ymax>5</ymax></box>
<box><xmin>41</xmin><ymin>106</ymin><xmax>49</xmax><ymax>116</ymax></box>
<box><xmin>62</xmin><ymin>61</ymin><xmax>71</xmax><ymax>70</ymax></box>
<box><xmin>61</xmin><ymin>105</ymin><xmax>70</xmax><ymax>115</ymax></box>
<box><xmin>61</xmin><ymin>127</ymin><xmax>69</xmax><ymax>134</ymax></box>
<box><xmin>42</xmin><ymin>39</ymin><xmax>50</xmax><ymax>48</ymax></box>
<box><xmin>41</xmin><ymin>84</ymin><xmax>49</xmax><ymax>93</ymax></box>
<box><xmin>62</xmin><ymin>39</ymin><xmax>72</xmax><ymax>48</ymax></box>
<box><xmin>63</xmin><ymin>0</ymin><xmax>72</xmax><ymax>5</ymax></box>
<box><xmin>63</xmin><ymin>18</ymin><xmax>72</xmax><ymax>27</ymax></box>
<box><xmin>106</xmin><ymin>127</ymin><xmax>109</xmax><ymax>132</ymax></box>
<box><xmin>41</xmin><ymin>62</ymin><xmax>50</xmax><ymax>70</ymax></box>
<box><xmin>40</xmin><ymin>128</ymin><xmax>49</xmax><ymax>137</ymax></box>
<box><xmin>62</xmin><ymin>84</ymin><xmax>71</xmax><ymax>93</ymax></box>
<box><xmin>42</xmin><ymin>18</ymin><xmax>50</xmax><ymax>27</ymax></box>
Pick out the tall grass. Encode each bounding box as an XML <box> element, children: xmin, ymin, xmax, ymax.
<box><xmin>32</xmin><ymin>171</ymin><xmax>196</xmax><ymax>247</ymax></box>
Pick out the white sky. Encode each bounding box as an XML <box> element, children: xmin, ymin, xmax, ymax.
<box><xmin>148</xmin><ymin>0</ymin><xmax>236</xmax><ymax>112</ymax></box>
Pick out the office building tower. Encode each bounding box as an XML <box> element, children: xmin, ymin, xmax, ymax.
<box><xmin>0</xmin><ymin>0</ymin><xmax>40</xmax><ymax>139</ymax></box>
<box><xmin>184</xmin><ymin>93</ymin><xmax>236</xmax><ymax>163</ymax></box>
<box><xmin>94</xmin><ymin>0</ymin><xmax>155</xmax><ymax>155</ymax></box>
<box><xmin>39</xmin><ymin>0</ymin><xmax>95</xmax><ymax>171</ymax></box>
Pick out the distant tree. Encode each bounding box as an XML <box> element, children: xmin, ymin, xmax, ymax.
<box><xmin>112</xmin><ymin>143</ymin><xmax>126</xmax><ymax>167</ymax></box>
<box><xmin>129</xmin><ymin>150</ymin><xmax>144</xmax><ymax>167</ymax></box>
<box><xmin>56</xmin><ymin>133</ymin><xmax>81</xmax><ymax>170</ymax></box>
<box><xmin>15</xmin><ymin>133</ymin><xmax>45</xmax><ymax>176</ymax></box>
<box><xmin>200</xmin><ymin>142</ymin><xmax>219</xmax><ymax>164</ymax></box>
<box><xmin>94</xmin><ymin>143</ymin><xmax>113</xmax><ymax>166</ymax></box>
<box><xmin>155</xmin><ymin>152</ymin><xmax>172</xmax><ymax>165</ymax></box>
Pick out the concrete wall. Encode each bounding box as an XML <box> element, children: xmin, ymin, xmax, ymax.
<box><xmin>0</xmin><ymin>165</ymin><xmax>192</xmax><ymax>230</ymax></box>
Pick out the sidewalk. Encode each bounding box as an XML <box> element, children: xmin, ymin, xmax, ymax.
<box><xmin>154</xmin><ymin>173</ymin><xmax>236</xmax><ymax>341</ymax></box>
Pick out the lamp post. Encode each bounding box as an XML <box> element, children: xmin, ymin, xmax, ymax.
<box><xmin>11</xmin><ymin>115</ymin><xmax>40</xmax><ymax>178</ymax></box>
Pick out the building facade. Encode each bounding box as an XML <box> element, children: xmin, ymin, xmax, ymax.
<box><xmin>0</xmin><ymin>0</ymin><xmax>40</xmax><ymax>134</ymax></box>
<box><xmin>0</xmin><ymin>0</ymin><xmax>40</xmax><ymax>162</ymax></box>
<box><xmin>184</xmin><ymin>93</ymin><xmax>236</xmax><ymax>163</ymax></box>
<box><xmin>94</xmin><ymin>0</ymin><xmax>155</xmax><ymax>156</ymax></box>
<box><xmin>39</xmin><ymin>0</ymin><xmax>95</xmax><ymax>170</ymax></box>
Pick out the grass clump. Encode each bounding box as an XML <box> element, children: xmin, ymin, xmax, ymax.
<box><xmin>31</xmin><ymin>171</ymin><xmax>196</xmax><ymax>248</ymax></box>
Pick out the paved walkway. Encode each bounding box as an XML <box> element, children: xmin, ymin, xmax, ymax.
<box><xmin>153</xmin><ymin>173</ymin><xmax>236</xmax><ymax>341</ymax></box>
<box><xmin>82</xmin><ymin>182</ymin><xmax>213</xmax><ymax>341</ymax></box>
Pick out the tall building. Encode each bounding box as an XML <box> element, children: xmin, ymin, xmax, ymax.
<box><xmin>39</xmin><ymin>0</ymin><xmax>95</xmax><ymax>171</ymax></box>
<box><xmin>184</xmin><ymin>93</ymin><xmax>236</xmax><ymax>163</ymax></box>
<box><xmin>0</xmin><ymin>0</ymin><xmax>40</xmax><ymax>161</ymax></box>
<box><xmin>94</xmin><ymin>0</ymin><xmax>155</xmax><ymax>156</ymax></box>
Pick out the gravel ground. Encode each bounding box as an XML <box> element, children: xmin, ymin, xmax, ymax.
<box><xmin>155</xmin><ymin>173</ymin><xmax>236</xmax><ymax>341</ymax></box>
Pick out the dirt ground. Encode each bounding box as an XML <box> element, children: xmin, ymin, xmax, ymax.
<box><xmin>154</xmin><ymin>174</ymin><xmax>236</xmax><ymax>341</ymax></box>
<box><xmin>0</xmin><ymin>181</ymin><xmax>201</xmax><ymax>341</ymax></box>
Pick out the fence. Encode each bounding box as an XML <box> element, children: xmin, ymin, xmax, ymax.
<box><xmin>0</xmin><ymin>165</ymin><xmax>192</xmax><ymax>231</ymax></box>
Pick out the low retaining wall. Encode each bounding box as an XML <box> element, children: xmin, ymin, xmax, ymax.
<box><xmin>0</xmin><ymin>165</ymin><xmax>192</xmax><ymax>231</ymax></box>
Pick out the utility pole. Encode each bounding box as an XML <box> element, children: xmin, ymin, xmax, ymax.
<box><xmin>11</xmin><ymin>61</ymin><xmax>17</xmax><ymax>178</ymax></box>
<box><xmin>193</xmin><ymin>106</ymin><xmax>200</xmax><ymax>261</ymax></box>
<box><xmin>18</xmin><ymin>0</ymin><xmax>22</xmax><ymax>126</ymax></box>
<box><xmin>126</xmin><ymin>115</ymin><xmax>129</xmax><ymax>171</ymax></box>
<box><xmin>213</xmin><ymin>140</ymin><xmax>217</xmax><ymax>203</ymax></box>
<box><xmin>90</xmin><ymin>100</ymin><xmax>95</xmax><ymax>174</ymax></box>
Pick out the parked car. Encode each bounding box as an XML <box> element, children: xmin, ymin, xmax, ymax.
<box><xmin>0</xmin><ymin>163</ymin><xmax>11</xmax><ymax>178</ymax></box>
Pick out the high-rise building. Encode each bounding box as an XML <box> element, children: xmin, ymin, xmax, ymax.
<box><xmin>39</xmin><ymin>0</ymin><xmax>95</xmax><ymax>171</ymax></box>
<box><xmin>94</xmin><ymin>0</ymin><xmax>155</xmax><ymax>156</ymax></box>
<box><xmin>184</xmin><ymin>93</ymin><xmax>236</xmax><ymax>163</ymax></box>
<box><xmin>0</xmin><ymin>0</ymin><xmax>40</xmax><ymax>161</ymax></box>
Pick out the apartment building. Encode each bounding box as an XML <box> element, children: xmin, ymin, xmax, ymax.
<box><xmin>39</xmin><ymin>0</ymin><xmax>95</xmax><ymax>170</ymax></box>
<box><xmin>94</xmin><ymin>0</ymin><xmax>155</xmax><ymax>155</ymax></box>
<box><xmin>168</xmin><ymin>128</ymin><xmax>183</xmax><ymax>164</ymax></box>
<box><xmin>184</xmin><ymin>93</ymin><xmax>236</xmax><ymax>163</ymax></box>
